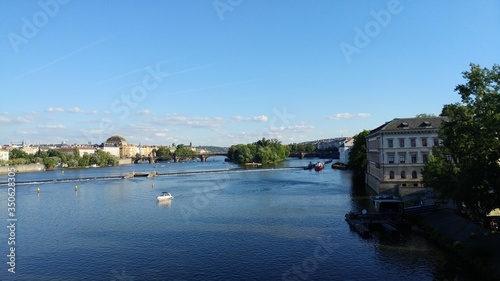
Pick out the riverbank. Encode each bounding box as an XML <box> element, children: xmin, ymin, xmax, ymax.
<box><xmin>0</xmin><ymin>163</ymin><xmax>44</xmax><ymax>174</ymax></box>
<box><xmin>413</xmin><ymin>208</ymin><xmax>500</xmax><ymax>280</ymax></box>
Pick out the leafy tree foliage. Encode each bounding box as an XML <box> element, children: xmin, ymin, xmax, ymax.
<box><xmin>155</xmin><ymin>146</ymin><xmax>171</xmax><ymax>157</ymax></box>
<box><xmin>415</xmin><ymin>113</ymin><xmax>437</xmax><ymax>117</ymax></box>
<box><xmin>174</xmin><ymin>144</ymin><xmax>195</xmax><ymax>159</ymax></box>
<box><xmin>6</xmin><ymin>147</ymin><xmax>119</xmax><ymax>168</ymax></box>
<box><xmin>287</xmin><ymin>143</ymin><xmax>315</xmax><ymax>153</ymax></box>
<box><xmin>9</xmin><ymin>149</ymin><xmax>30</xmax><ymax>160</ymax></box>
<box><xmin>348</xmin><ymin>130</ymin><xmax>369</xmax><ymax>172</ymax></box>
<box><xmin>424</xmin><ymin>63</ymin><xmax>500</xmax><ymax>218</ymax></box>
<box><xmin>227</xmin><ymin>138</ymin><xmax>290</xmax><ymax>165</ymax></box>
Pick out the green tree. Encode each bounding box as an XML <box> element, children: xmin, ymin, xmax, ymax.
<box><xmin>73</xmin><ymin>147</ymin><xmax>80</xmax><ymax>159</ymax></box>
<box><xmin>9</xmin><ymin>158</ymin><xmax>27</xmax><ymax>165</ymax></box>
<box><xmin>415</xmin><ymin>113</ymin><xmax>437</xmax><ymax>118</ymax></box>
<box><xmin>348</xmin><ymin>130</ymin><xmax>369</xmax><ymax>172</ymax></box>
<box><xmin>175</xmin><ymin>144</ymin><xmax>195</xmax><ymax>159</ymax></box>
<box><xmin>43</xmin><ymin>157</ymin><xmax>57</xmax><ymax>169</ymax></box>
<box><xmin>228</xmin><ymin>139</ymin><xmax>289</xmax><ymax>165</ymax></box>
<box><xmin>428</xmin><ymin>63</ymin><xmax>500</xmax><ymax>218</ymax></box>
<box><xmin>79</xmin><ymin>153</ymin><xmax>91</xmax><ymax>167</ymax></box>
<box><xmin>156</xmin><ymin>146</ymin><xmax>171</xmax><ymax>157</ymax></box>
<box><xmin>9</xmin><ymin>149</ymin><xmax>30</xmax><ymax>161</ymax></box>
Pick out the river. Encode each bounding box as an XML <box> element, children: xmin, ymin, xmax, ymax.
<box><xmin>0</xmin><ymin>157</ymin><xmax>474</xmax><ymax>280</ymax></box>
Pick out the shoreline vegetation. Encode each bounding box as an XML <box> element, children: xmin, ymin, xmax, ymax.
<box><xmin>1</xmin><ymin>147</ymin><xmax>119</xmax><ymax>170</ymax></box>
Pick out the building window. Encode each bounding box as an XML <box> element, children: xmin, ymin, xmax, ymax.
<box><xmin>411</xmin><ymin>154</ymin><xmax>417</xmax><ymax>163</ymax></box>
<box><xmin>389</xmin><ymin>171</ymin><xmax>395</xmax><ymax>179</ymax></box>
<box><xmin>433</xmin><ymin>138</ymin><xmax>440</xmax><ymax>146</ymax></box>
<box><xmin>401</xmin><ymin>171</ymin><xmax>406</xmax><ymax>179</ymax></box>
<box><xmin>399</xmin><ymin>138</ymin><xmax>405</xmax><ymax>147</ymax></box>
<box><xmin>387</xmin><ymin>139</ymin><xmax>393</xmax><ymax>148</ymax></box>
<box><xmin>388</xmin><ymin>154</ymin><xmax>394</xmax><ymax>164</ymax></box>
<box><xmin>410</xmin><ymin>138</ymin><xmax>416</xmax><ymax>147</ymax></box>
<box><xmin>399</xmin><ymin>154</ymin><xmax>406</xmax><ymax>163</ymax></box>
<box><xmin>412</xmin><ymin>171</ymin><xmax>418</xmax><ymax>179</ymax></box>
<box><xmin>423</xmin><ymin>154</ymin><xmax>428</xmax><ymax>163</ymax></box>
<box><xmin>421</xmin><ymin>138</ymin><xmax>427</xmax><ymax>147</ymax></box>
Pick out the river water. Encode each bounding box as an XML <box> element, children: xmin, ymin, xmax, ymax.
<box><xmin>0</xmin><ymin>157</ymin><xmax>472</xmax><ymax>280</ymax></box>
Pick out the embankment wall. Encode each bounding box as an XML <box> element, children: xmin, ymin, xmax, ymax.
<box><xmin>0</xmin><ymin>164</ymin><xmax>45</xmax><ymax>174</ymax></box>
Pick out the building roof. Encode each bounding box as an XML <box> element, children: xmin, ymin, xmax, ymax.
<box><xmin>368</xmin><ymin>117</ymin><xmax>448</xmax><ymax>135</ymax></box>
<box><xmin>105</xmin><ymin>135</ymin><xmax>128</xmax><ymax>146</ymax></box>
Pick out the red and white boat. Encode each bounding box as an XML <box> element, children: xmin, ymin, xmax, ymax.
<box><xmin>314</xmin><ymin>162</ymin><xmax>324</xmax><ymax>171</ymax></box>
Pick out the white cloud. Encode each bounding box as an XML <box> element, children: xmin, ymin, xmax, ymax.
<box><xmin>17</xmin><ymin>130</ymin><xmax>37</xmax><ymax>135</ymax></box>
<box><xmin>37</xmin><ymin>124</ymin><xmax>66</xmax><ymax>129</ymax></box>
<box><xmin>0</xmin><ymin>115</ymin><xmax>11</xmax><ymax>123</ymax></box>
<box><xmin>152</xmin><ymin>114</ymin><xmax>226</xmax><ymax>129</ymax></box>
<box><xmin>155</xmin><ymin>132</ymin><xmax>167</xmax><ymax>137</ymax></box>
<box><xmin>89</xmin><ymin>110</ymin><xmax>98</xmax><ymax>115</ymax></box>
<box><xmin>137</xmin><ymin>110</ymin><xmax>154</xmax><ymax>115</ymax></box>
<box><xmin>232</xmin><ymin>115</ymin><xmax>268</xmax><ymax>122</ymax></box>
<box><xmin>46</xmin><ymin>107</ymin><xmax>65</xmax><ymax>112</ymax></box>
<box><xmin>16</xmin><ymin>117</ymin><xmax>31</xmax><ymax>123</ymax></box>
<box><xmin>327</xmin><ymin>113</ymin><xmax>371</xmax><ymax>120</ymax></box>
<box><xmin>67</xmin><ymin>107</ymin><xmax>85</xmax><ymax>113</ymax></box>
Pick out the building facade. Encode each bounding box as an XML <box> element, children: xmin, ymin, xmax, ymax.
<box><xmin>339</xmin><ymin>137</ymin><xmax>354</xmax><ymax>164</ymax></box>
<box><xmin>365</xmin><ymin>117</ymin><xmax>447</xmax><ymax>194</ymax></box>
<box><xmin>0</xmin><ymin>148</ymin><xmax>9</xmax><ymax>162</ymax></box>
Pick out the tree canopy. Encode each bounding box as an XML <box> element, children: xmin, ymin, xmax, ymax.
<box><xmin>287</xmin><ymin>143</ymin><xmax>315</xmax><ymax>154</ymax></box>
<box><xmin>423</xmin><ymin>63</ymin><xmax>500</xmax><ymax>218</ymax></box>
<box><xmin>348</xmin><ymin>130</ymin><xmax>369</xmax><ymax>172</ymax></box>
<box><xmin>7</xmin><ymin>148</ymin><xmax>118</xmax><ymax>169</ymax></box>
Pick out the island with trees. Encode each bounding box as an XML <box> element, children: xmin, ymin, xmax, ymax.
<box><xmin>227</xmin><ymin>138</ymin><xmax>290</xmax><ymax>165</ymax></box>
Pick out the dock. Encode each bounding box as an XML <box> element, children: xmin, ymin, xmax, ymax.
<box><xmin>123</xmin><ymin>171</ymin><xmax>158</xmax><ymax>179</ymax></box>
<box><xmin>345</xmin><ymin>212</ymin><xmax>410</xmax><ymax>238</ymax></box>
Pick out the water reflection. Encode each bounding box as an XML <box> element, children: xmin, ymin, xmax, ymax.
<box><xmin>157</xmin><ymin>199</ymin><xmax>172</xmax><ymax>207</ymax></box>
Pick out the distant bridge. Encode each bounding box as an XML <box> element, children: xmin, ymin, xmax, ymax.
<box><xmin>289</xmin><ymin>151</ymin><xmax>339</xmax><ymax>159</ymax></box>
<box><xmin>131</xmin><ymin>152</ymin><xmax>228</xmax><ymax>164</ymax></box>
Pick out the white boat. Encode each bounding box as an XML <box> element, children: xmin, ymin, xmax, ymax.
<box><xmin>157</xmin><ymin>192</ymin><xmax>174</xmax><ymax>200</ymax></box>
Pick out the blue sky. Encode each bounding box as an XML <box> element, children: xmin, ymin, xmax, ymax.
<box><xmin>1</xmin><ymin>0</ymin><xmax>499</xmax><ymax>147</ymax></box>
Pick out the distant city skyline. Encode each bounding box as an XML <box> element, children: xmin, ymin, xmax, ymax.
<box><xmin>1</xmin><ymin>1</ymin><xmax>499</xmax><ymax>146</ymax></box>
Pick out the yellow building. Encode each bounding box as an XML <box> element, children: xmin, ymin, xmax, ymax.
<box><xmin>105</xmin><ymin>135</ymin><xmax>134</xmax><ymax>158</ymax></box>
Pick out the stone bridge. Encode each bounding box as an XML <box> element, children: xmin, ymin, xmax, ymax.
<box><xmin>131</xmin><ymin>152</ymin><xmax>228</xmax><ymax>164</ymax></box>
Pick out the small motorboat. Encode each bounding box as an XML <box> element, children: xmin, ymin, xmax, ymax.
<box><xmin>331</xmin><ymin>162</ymin><xmax>347</xmax><ymax>170</ymax></box>
<box><xmin>157</xmin><ymin>192</ymin><xmax>174</xmax><ymax>200</ymax></box>
<box><xmin>314</xmin><ymin>162</ymin><xmax>324</xmax><ymax>171</ymax></box>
